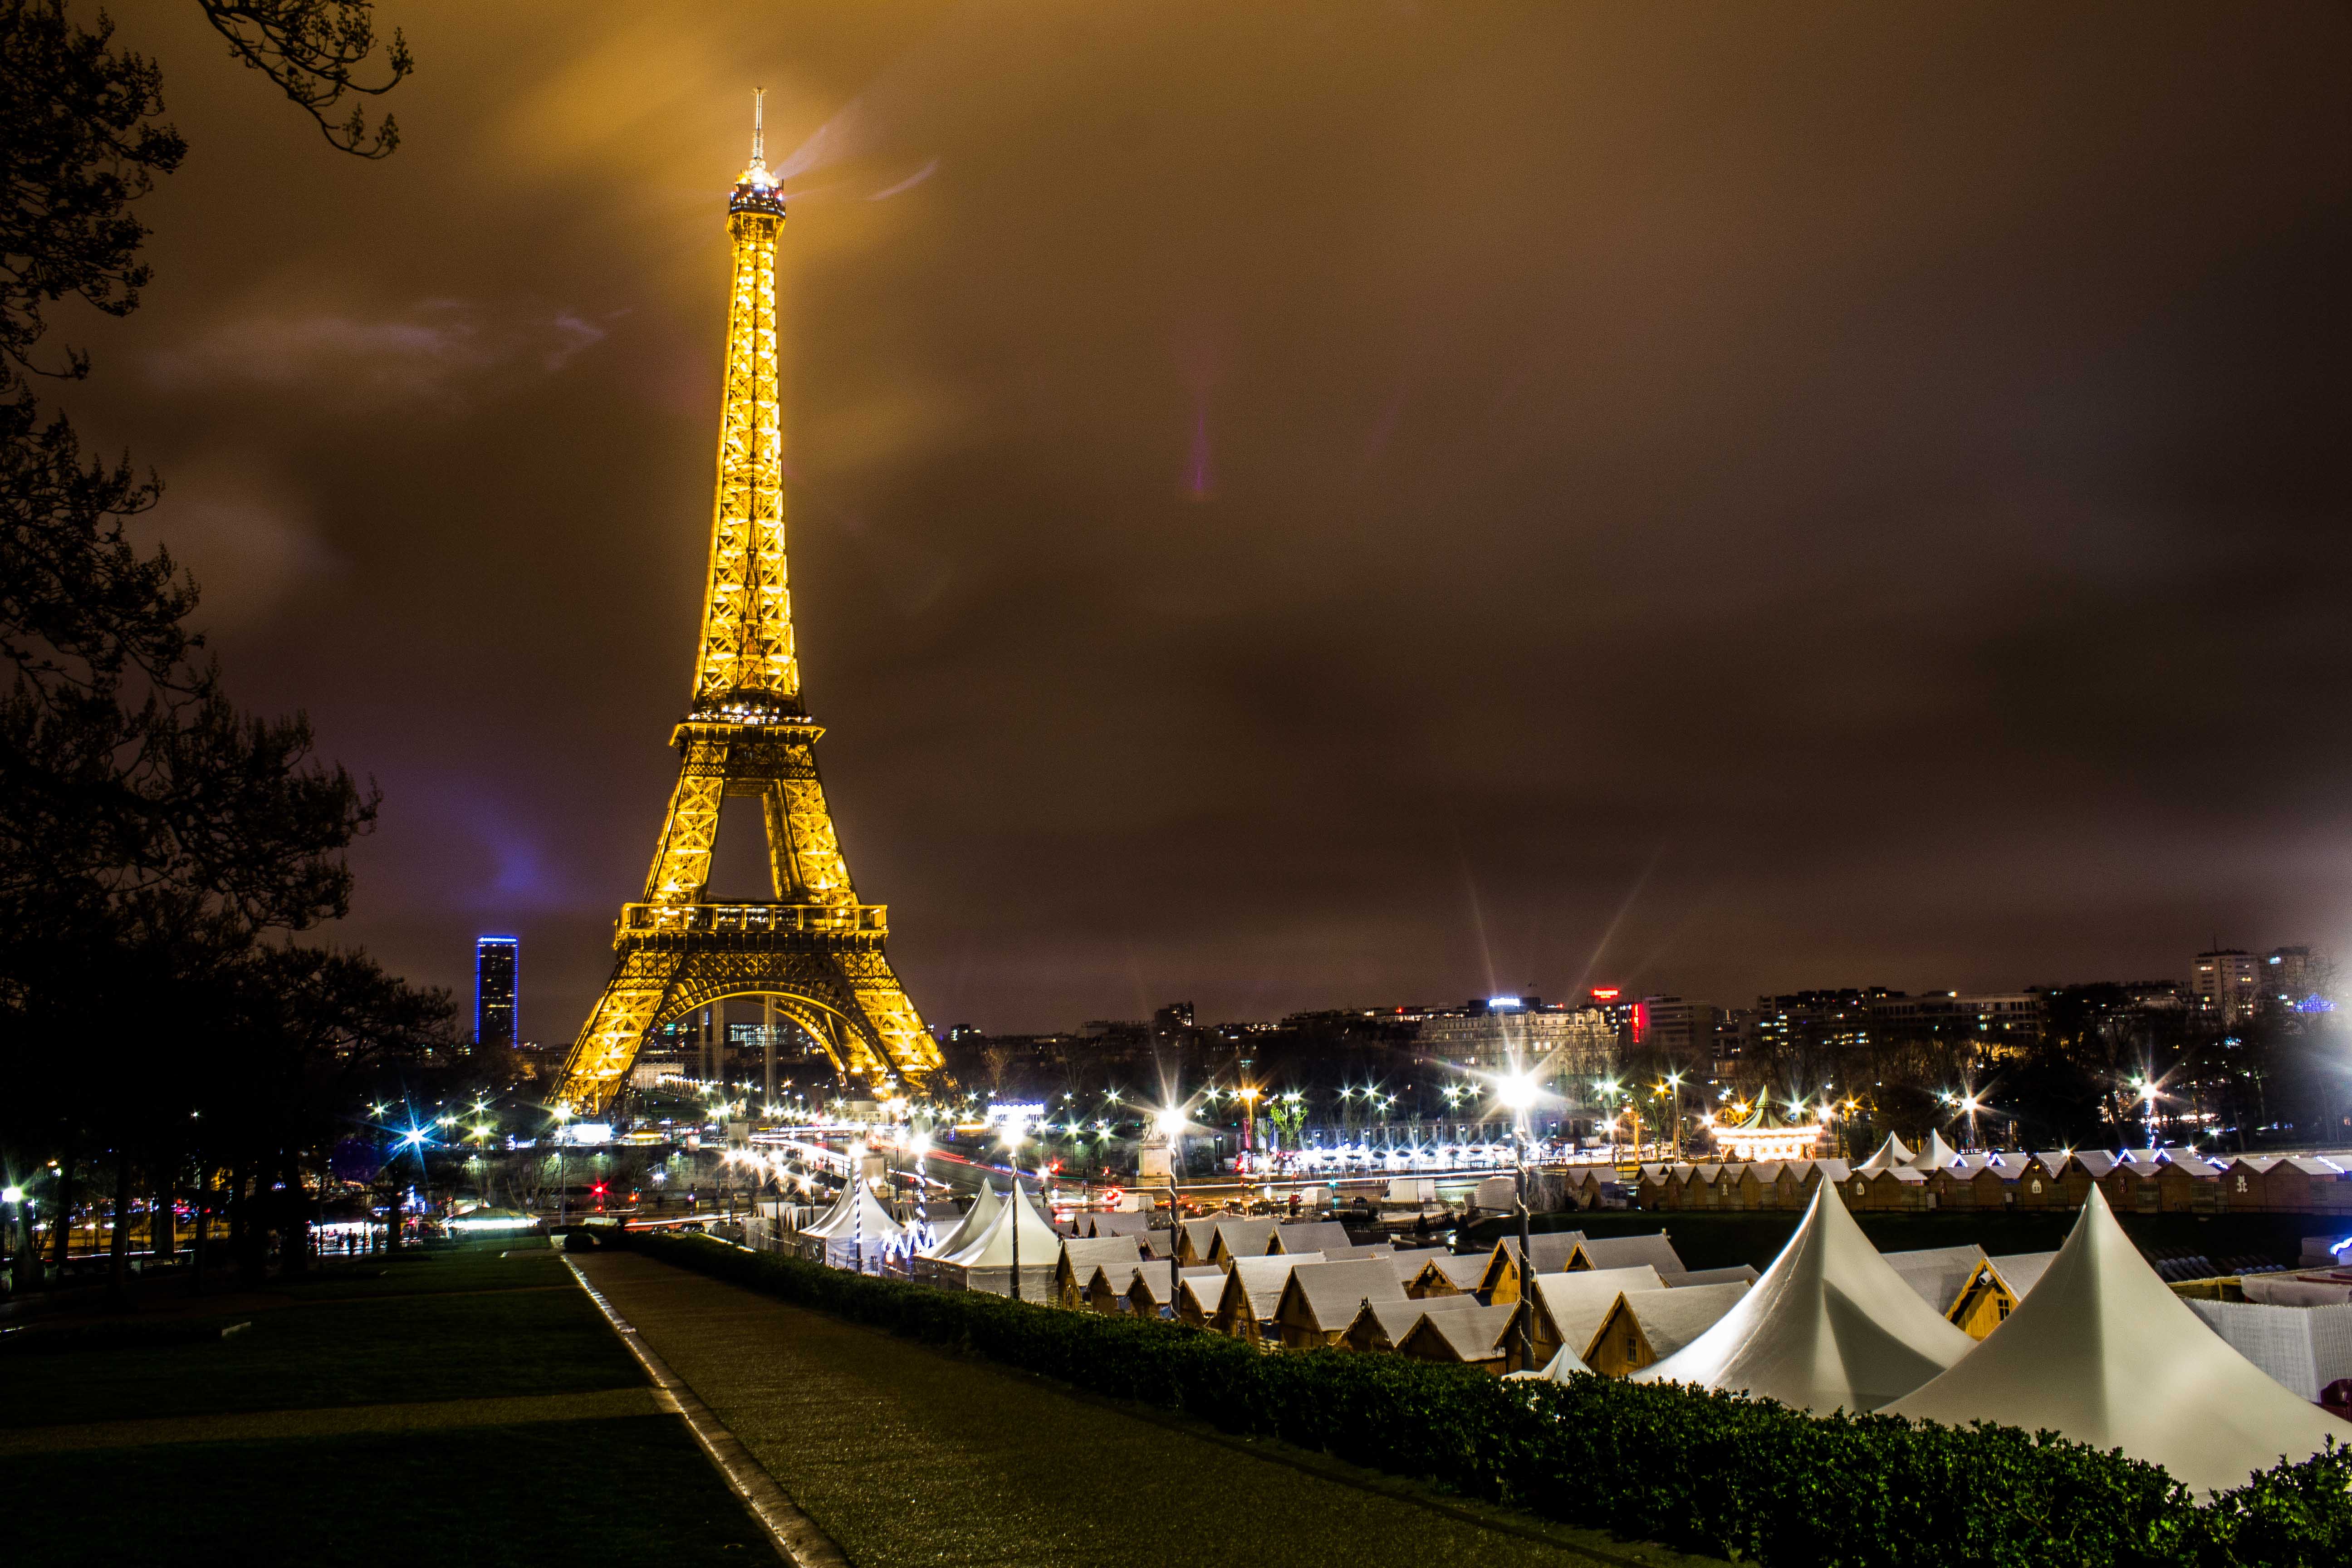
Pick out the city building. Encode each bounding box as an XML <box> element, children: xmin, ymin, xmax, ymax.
<box><xmin>1415</xmin><ymin>997</ymin><xmax>1615</xmax><ymax>1081</ymax></box>
<box><xmin>2263</xmin><ymin>946</ymin><xmax>2329</xmax><ymax>1012</ymax></box>
<box><xmin>475</xmin><ymin>935</ymin><xmax>518</xmax><ymax>1049</ymax></box>
<box><xmin>2191</xmin><ymin>949</ymin><xmax>2262</xmax><ymax>1024</ymax></box>
<box><xmin>1632</xmin><ymin>996</ymin><xmax>1720</xmax><ymax>1063</ymax></box>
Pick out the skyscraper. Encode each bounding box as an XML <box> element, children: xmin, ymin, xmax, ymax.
<box><xmin>476</xmin><ymin>935</ymin><xmax>519</xmax><ymax>1049</ymax></box>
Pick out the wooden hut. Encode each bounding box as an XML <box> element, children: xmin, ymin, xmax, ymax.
<box><xmin>1054</xmin><ymin>1235</ymin><xmax>1143</xmax><ymax>1310</ymax></box>
<box><xmin>1395</xmin><ymin>1303</ymin><xmax>1524</xmax><ymax>1375</ymax></box>
<box><xmin>1409</xmin><ymin>1251</ymin><xmax>1490</xmax><ymax>1300</ymax></box>
<box><xmin>1568</xmin><ymin>1233</ymin><xmax>1686</xmax><ymax>1275</ymax></box>
<box><xmin>1520</xmin><ymin>1265</ymin><xmax>1667</xmax><ymax>1370</ymax></box>
<box><xmin>1272</xmin><ymin>1258</ymin><xmax>1410</xmax><ymax>1348</ymax></box>
<box><xmin>1585</xmin><ymin>1282</ymin><xmax>1749</xmax><ymax>1377</ymax></box>
<box><xmin>1478</xmin><ymin>1231</ymin><xmax>1585</xmax><ymax>1303</ymax></box>
<box><xmin>1341</xmin><ymin>1294</ymin><xmax>1482</xmax><ymax>1354</ymax></box>
<box><xmin>1943</xmin><ymin>1250</ymin><xmax>2058</xmax><ymax>1339</ymax></box>
<box><xmin>1204</xmin><ymin>1217</ymin><xmax>1282</xmax><ymax>1269</ymax></box>
<box><xmin>1212</xmin><ymin>1253</ymin><xmax>1320</xmax><ymax>1344</ymax></box>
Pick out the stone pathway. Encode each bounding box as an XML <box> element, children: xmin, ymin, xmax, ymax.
<box><xmin>573</xmin><ymin>1250</ymin><xmax>1714</xmax><ymax>1568</ymax></box>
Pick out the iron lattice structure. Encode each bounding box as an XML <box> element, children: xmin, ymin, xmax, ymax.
<box><xmin>553</xmin><ymin>103</ymin><xmax>941</xmax><ymax>1114</ymax></box>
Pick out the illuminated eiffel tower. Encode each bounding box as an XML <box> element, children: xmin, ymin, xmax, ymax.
<box><xmin>553</xmin><ymin>94</ymin><xmax>940</xmax><ymax>1114</ymax></box>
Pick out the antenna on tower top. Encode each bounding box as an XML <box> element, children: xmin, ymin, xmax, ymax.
<box><xmin>751</xmin><ymin>87</ymin><xmax>765</xmax><ymax>164</ymax></box>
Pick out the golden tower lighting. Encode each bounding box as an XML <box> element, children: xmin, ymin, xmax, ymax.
<box><xmin>552</xmin><ymin>93</ymin><xmax>941</xmax><ymax>1116</ymax></box>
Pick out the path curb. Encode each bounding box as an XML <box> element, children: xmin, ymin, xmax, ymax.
<box><xmin>564</xmin><ymin>1254</ymin><xmax>851</xmax><ymax>1568</ymax></box>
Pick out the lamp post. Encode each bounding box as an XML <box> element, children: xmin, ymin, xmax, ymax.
<box><xmin>1154</xmin><ymin>1103</ymin><xmax>1186</xmax><ymax>1323</ymax></box>
<box><xmin>1000</xmin><ymin>1119</ymin><xmax>1028</xmax><ymax>1302</ymax></box>
<box><xmin>1495</xmin><ymin>1071</ymin><xmax>1539</xmax><ymax>1372</ymax></box>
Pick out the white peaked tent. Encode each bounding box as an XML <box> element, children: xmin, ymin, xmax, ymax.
<box><xmin>1855</xmin><ymin>1134</ymin><xmax>1916</xmax><ymax>1176</ymax></box>
<box><xmin>799</xmin><ymin>1179</ymin><xmax>906</xmax><ymax>1269</ymax></box>
<box><xmin>1633</xmin><ymin>1181</ymin><xmax>1974</xmax><ymax>1411</ymax></box>
<box><xmin>922</xmin><ymin>1181</ymin><xmax>1002</xmax><ymax>1259</ymax></box>
<box><xmin>939</xmin><ymin>1179</ymin><xmax>1062</xmax><ymax>1271</ymax></box>
<box><xmin>1507</xmin><ymin>1343</ymin><xmax>1594</xmax><ymax>1382</ymax></box>
<box><xmin>1906</xmin><ymin>1131</ymin><xmax>1960</xmax><ymax>1171</ymax></box>
<box><xmin>1882</xmin><ymin>1189</ymin><xmax>2349</xmax><ymax>1495</ymax></box>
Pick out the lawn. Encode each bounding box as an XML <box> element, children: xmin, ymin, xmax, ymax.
<box><xmin>1</xmin><ymin>1248</ymin><xmax>640</xmax><ymax>1427</ymax></box>
<box><xmin>0</xmin><ymin>1240</ymin><xmax>768</xmax><ymax>1567</ymax></box>
<box><xmin>5</xmin><ymin>1415</ymin><xmax>769</xmax><ymax>1567</ymax></box>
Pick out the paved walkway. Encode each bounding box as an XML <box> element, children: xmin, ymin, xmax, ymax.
<box><xmin>574</xmin><ymin>1250</ymin><xmax>1711</xmax><ymax>1568</ymax></box>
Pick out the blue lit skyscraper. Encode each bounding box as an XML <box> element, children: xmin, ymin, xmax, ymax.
<box><xmin>475</xmin><ymin>935</ymin><xmax>519</xmax><ymax>1049</ymax></box>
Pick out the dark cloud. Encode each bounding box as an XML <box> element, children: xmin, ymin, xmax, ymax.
<box><xmin>66</xmin><ymin>1</ymin><xmax>2352</xmax><ymax>1040</ymax></box>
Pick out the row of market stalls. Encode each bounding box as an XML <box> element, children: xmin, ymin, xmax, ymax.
<box><xmin>1509</xmin><ymin>1181</ymin><xmax>2349</xmax><ymax>1494</ymax></box>
<box><xmin>1620</xmin><ymin>1133</ymin><xmax>2352</xmax><ymax>1215</ymax></box>
<box><xmin>755</xmin><ymin>1161</ymin><xmax>2350</xmax><ymax>1494</ymax></box>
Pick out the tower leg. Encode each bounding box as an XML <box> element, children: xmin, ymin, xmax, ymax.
<box><xmin>762</xmin><ymin>995</ymin><xmax>777</xmax><ymax>1110</ymax></box>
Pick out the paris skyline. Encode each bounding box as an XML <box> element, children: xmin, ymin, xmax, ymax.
<box><xmin>66</xmin><ymin>1</ymin><xmax>2352</xmax><ymax>1039</ymax></box>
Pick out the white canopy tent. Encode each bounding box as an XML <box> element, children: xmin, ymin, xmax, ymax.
<box><xmin>1906</xmin><ymin>1131</ymin><xmax>1960</xmax><ymax>1171</ymax></box>
<box><xmin>1507</xmin><ymin>1342</ymin><xmax>1594</xmax><ymax>1382</ymax></box>
<box><xmin>796</xmin><ymin>1179</ymin><xmax>906</xmax><ymax>1270</ymax></box>
<box><xmin>1633</xmin><ymin>1181</ymin><xmax>1973</xmax><ymax>1411</ymax></box>
<box><xmin>1855</xmin><ymin>1134</ymin><xmax>1916</xmax><ymax>1176</ymax></box>
<box><xmin>921</xmin><ymin>1181</ymin><xmax>1002</xmax><ymax>1260</ymax></box>
<box><xmin>1883</xmin><ymin>1189</ymin><xmax>2350</xmax><ymax>1494</ymax></box>
<box><xmin>936</xmin><ymin>1179</ymin><xmax>1063</xmax><ymax>1297</ymax></box>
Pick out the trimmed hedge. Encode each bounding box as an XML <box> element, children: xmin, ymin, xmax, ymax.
<box><xmin>614</xmin><ymin>1232</ymin><xmax>2351</xmax><ymax>1567</ymax></box>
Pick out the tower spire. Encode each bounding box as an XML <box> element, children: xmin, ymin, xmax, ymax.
<box><xmin>751</xmin><ymin>85</ymin><xmax>764</xmax><ymax>165</ymax></box>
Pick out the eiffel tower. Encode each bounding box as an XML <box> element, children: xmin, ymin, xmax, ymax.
<box><xmin>553</xmin><ymin>94</ymin><xmax>941</xmax><ymax>1115</ymax></box>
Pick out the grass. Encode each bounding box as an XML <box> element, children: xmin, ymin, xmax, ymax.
<box><xmin>5</xmin><ymin>1415</ymin><xmax>769</xmax><ymax>1567</ymax></box>
<box><xmin>1</xmin><ymin>1250</ymin><xmax>640</xmax><ymax>1427</ymax></box>
<box><xmin>0</xmin><ymin>1240</ymin><xmax>767</xmax><ymax>1565</ymax></box>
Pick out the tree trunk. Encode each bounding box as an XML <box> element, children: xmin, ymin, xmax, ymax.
<box><xmin>191</xmin><ymin>1175</ymin><xmax>211</xmax><ymax>1294</ymax></box>
<box><xmin>151</xmin><ymin>1158</ymin><xmax>176</xmax><ymax>1266</ymax></box>
<box><xmin>280</xmin><ymin>1151</ymin><xmax>309</xmax><ymax>1275</ymax></box>
<box><xmin>107</xmin><ymin>1155</ymin><xmax>134</xmax><ymax>1308</ymax></box>
<box><xmin>231</xmin><ymin>1164</ymin><xmax>265</xmax><ymax>1286</ymax></box>
<box><xmin>48</xmin><ymin>1149</ymin><xmax>76</xmax><ymax>1289</ymax></box>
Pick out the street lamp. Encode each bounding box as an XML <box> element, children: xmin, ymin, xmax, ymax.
<box><xmin>1000</xmin><ymin>1119</ymin><xmax>1029</xmax><ymax>1302</ymax></box>
<box><xmin>1155</xmin><ymin>1103</ymin><xmax>1187</xmax><ymax>1321</ymax></box>
<box><xmin>1495</xmin><ymin>1070</ymin><xmax>1540</xmax><ymax>1371</ymax></box>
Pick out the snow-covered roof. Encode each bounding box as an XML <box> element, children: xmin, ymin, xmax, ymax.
<box><xmin>1222</xmin><ymin>1252</ymin><xmax>1322</xmax><ymax>1322</ymax></box>
<box><xmin>1280</xmin><ymin>1257</ymin><xmax>1410</xmax><ymax>1332</ymax></box>
<box><xmin>1491</xmin><ymin>1231</ymin><xmax>1586</xmax><ymax>1279</ymax></box>
<box><xmin>1984</xmin><ymin>1250</ymin><xmax>2058</xmax><ymax>1299</ymax></box>
<box><xmin>1883</xmin><ymin>1245</ymin><xmax>1988</xmax><ymax>1316</ymax></box>
<box><xmin>1274</xmin><ymin>1220</ymin><xmax>1355</xmax><ymax>1254</ymax></box>
<box><xmin>1080</xmin><ymin>1212</ymin><xmax>1151</xmax><ymax>1238</ymax></box>
<box><xmin>1633</xmin><ymin>1181</ymin><xmax>1973</xmax><ymax>1411</ymax></box>
<box><xmin>1607</xmin><ymin>1281</ymin><xmax>1750</xmax><ymax>1362</ymax></box>
<box><xmin>1347</xmin><ymin>1293</ymin><xmax>1483</xmax><ymax>1350</ymax></box>
<box><xmin>1056</xmin><ymin>1234</ymin><xmax>1143</xmax><ymax>1281</ymax></box>
<box><xmin>1527</xmin><ymin>1265</ymin><xmax>1667</xmax><ymax>1363</ymax></box>
<box><xmin>1127</xmin><ymin>1264</ymin><xmax>1223</xmax><ymax>1310</ymax></box>
<box><xmin>1571</xmin><ymin>1234</ymin><xmax>1686</xmax><ymax>1275</ymax></box>
<box><xmin>1207</xmin><ymin>1217</ymin><xmax>1281</xmax><ymax>1264</ymax></box>
<box><xmin>1884</xmin><ymin>1189</ymin><xmax>2350</xmax><ymax>1494</ymax></box>
<box><xmin>1660</xmin><ymin>1264</ymin><xmax>1759</xmax><ymax>1289</ymax></box>
<box><xmin>1398</xmin><ymin>1302</ymin><xmax>1522</xmax><ymax>1363</ymax></box>
<box><xmin>1415</xmin><ymin>1252</ymin><xmax>1491</xmax><ymax>1292</ymax></box>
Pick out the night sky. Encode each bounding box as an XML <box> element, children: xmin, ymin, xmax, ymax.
<box><xmin>65</xmin><ymin>3</ymin><xmax>2352</xmax><ymax>1040</ymax></box>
